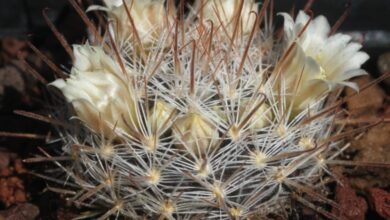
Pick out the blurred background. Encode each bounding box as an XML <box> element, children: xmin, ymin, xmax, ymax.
<box><xmin>0</xmin><ymin>0</ymin><xmax>389</xmax><ymax>219</ymax></box>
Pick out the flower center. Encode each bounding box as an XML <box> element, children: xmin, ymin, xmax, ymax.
<box><xmin>314</xmin><ymin>53</ymin><xmax>328</xmax><ymax>80</ymax></box>
<box><xmin>317</xmin><ymin>66</ymin><xmax>327</xmax><ymax>80</ymax></box>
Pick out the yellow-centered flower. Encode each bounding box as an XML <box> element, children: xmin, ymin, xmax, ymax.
<box><xmin>277</xmin><ymin>11</ymin><xmax>369</xmax><ymax>111</ymax></box>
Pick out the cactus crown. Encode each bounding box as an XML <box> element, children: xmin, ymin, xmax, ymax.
<box><xmin>44</xmin><ymin>0</ymin><xmax>369</xmax><ymax>219</ymax></box>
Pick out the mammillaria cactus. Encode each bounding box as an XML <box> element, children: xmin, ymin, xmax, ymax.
<box><xmin>36</xmin><ymin>0</ymin><xmax>372</xmax><ymax>219</ymax></box>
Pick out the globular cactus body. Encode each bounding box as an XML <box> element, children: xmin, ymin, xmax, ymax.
<box><xmin>44</xmin><ymin>0</ymin><xmax>369</xmax><ymax>219</ymax></box>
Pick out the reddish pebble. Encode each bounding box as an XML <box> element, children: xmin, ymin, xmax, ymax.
<box><xmin>369</xmin><ymin>188</ymin><xmax>390</xmax><ymax>219</ymax></box>
<box><xmin>332</xmin><ymin>177</ymin><xmax>368</xmax><ymax>220</ymax></box>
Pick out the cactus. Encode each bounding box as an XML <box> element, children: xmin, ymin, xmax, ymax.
<box><xmin>38</xmin><ymin>0</ymin><xmax>370</xmax><ymax>219</ymax></box>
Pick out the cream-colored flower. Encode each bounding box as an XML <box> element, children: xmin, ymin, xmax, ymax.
<box><xmin>275</xmin><ymin>44</ymin><xmax>328</xmax><ymax>110</ymax></box>
<box><xmin>90</xmin><ymin>0</ymin><xmax>170</xmax><ymax>45</ymax></box>
<box><xmin>277</xmin><ymin>11</ymin><xmax>369</xmax><ymax>111</ymax></box>
<box><xmin>102</xmin><ymin>0</ymin><xmax>123</xmax><ymax>8</ymax></box>
<box><xmin>51</xmin><ymin>44</ymin><xmax>137</xmax><ymax>137</ymax></box>
<box><xmin>200</xmin><ymin>0</ymin><xmax>258</xmax><ymax>35</ymax></box>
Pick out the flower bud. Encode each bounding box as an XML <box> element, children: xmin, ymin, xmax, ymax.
<box><xmin>148</xmin><ymin>100</ymin><xmax>175</xmax><ymax>134</ymax></box>
<box><xmin>240</xmin><ymin>100</ymin><xmax>272</xmax><ymax>130</ymax></box>
<box><xmin>92</xmin><ymin>0</ymin><xmax>170</xmax><ymax>46</ymax></box>
<box><xmin>174</xmin><ymin>112</ymin><xmax>218</xmax><ymax>155</ymax></box>
<box><xmin>201</xmin><ymin>0</ymin><xmax>258</xmax><ymax>35</ymax></box>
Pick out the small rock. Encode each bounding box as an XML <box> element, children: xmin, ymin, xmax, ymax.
<box><xmin>368</xmin><ymin>188</ymin><xmax>390</xmax><ymax>219</ymax></box>
<box><xmin>378</xmin><ymin>52</ymin><xmax>390</xmax><ymax>85</ymax></box>
<box><xmin>352</xmin><ymin>123</ymin><xmax>390</xmax><ymax>162</ymax></box>
<box><xmin>0</xmin><ymin>167</ymin><xmax>12</xmax><ymax>177</ymax></box>
<box><xmin>56</xmin><ymin>208</ymin><xmax>78</xmax><ymax>220</ymax></box>
<box><xmin>332</xmin><ymin>176</ymin><xmax>368</xmax><ymax>220</ymax></box>
<box><xmin>0</xmin><ymin>203</ymin><xmax>39</xmax><ymax>220</ymax></box>
<box><xmin>13</xmin><ymin>159</ymin><xmax>25</xmax><ymax>174</ymax></box>
<box><xmin>0</xmin><ymin>152</ymin><xmax>10</xmax><ymax>169</ymax></box>
<box><xmin>346</xmin><ymin>75</ymin><xmax>385</xmax><ymax>117</ymax></box>
<box><xmin>14</xmin><ymin>190</ymin><xmax>26</xmax><ymax>202</ymax></box>
<box><xmin>0</xmin><ymin>173</ymin><xmax>26</xmax><ymax>207</ymax></box>
<box><xmin>349</xmin><ymin>123</ymin><xmax>390</xmax><ymax>189</ymax></box>
<box><xmin>0</xmin><ymin>65</ymin><xmax>25</xmax><ymax>97</ymax></box>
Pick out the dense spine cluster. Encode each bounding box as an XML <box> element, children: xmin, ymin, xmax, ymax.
<box><xmin>42</xmin><ymin>0</ymin><xmax>369</xmax><ymax>219</ymax></box>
